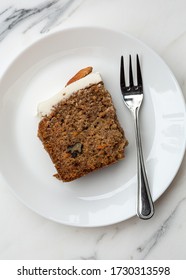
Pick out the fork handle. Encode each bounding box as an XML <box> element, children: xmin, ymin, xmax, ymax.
<box><xmin>133</xmin><ymin>108</ymin><xmax>154</xmax><ymax>219</ymax></box>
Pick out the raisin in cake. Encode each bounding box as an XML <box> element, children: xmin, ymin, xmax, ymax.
<box><xmin>37</xmin><ymin>67</ymin><xmax>128</xmax><ymax>182</ymax></box>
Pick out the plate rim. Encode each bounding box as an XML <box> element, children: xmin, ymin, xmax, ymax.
<box><xmin>0</xmin><ymin>26</ymin><xmax>186</xmax><ymax>227</ymax></box>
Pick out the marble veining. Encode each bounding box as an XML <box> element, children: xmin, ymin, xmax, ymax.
<box><xmin>136</xmin><ymin>198</ymin><xmax>186</xmax><ymax>259</ymax></box>
<box><xmin>81</xmin><ymin>253</ymin><xmax>97</xmax><ymax>260</ymax></box>
<box><xmin>0</xmin><ymin>0</ymin><xmax>83</xmax><ymax>41</ymax></box>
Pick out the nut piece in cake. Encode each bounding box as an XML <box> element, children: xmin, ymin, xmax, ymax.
<box><xmin>37</xmin><ymin>67</ymin><xmax>128</xmax><ymax>182</ymax></box>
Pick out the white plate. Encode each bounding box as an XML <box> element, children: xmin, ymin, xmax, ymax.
<box><xmin>0</xmin><ymin>27</ymin><xmax>185</xmax><ymax>227</ymax></box>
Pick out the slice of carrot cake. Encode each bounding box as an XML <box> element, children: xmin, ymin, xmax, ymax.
<box><xmin>37</xmin><ymin>67</ymin><xmax>128</xmax><ymax>182</ymax></box>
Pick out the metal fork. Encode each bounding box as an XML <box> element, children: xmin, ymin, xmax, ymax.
<box><xmin>120</xmin><ymin>54</ymin><xmax>154</xmax><ymax>219</ymax></box>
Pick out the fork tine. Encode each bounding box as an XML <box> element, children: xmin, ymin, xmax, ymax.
<box><xmin>120</xmin><ymin>56</ymin><xmax>126</xmax><ymax>88</ymax></box>
<box><xmin>136</xmin><ymin>54</ymin><xmax>143</xmax><ymax>87</ymax></box>
<box><xmin>129</xmin><ymin>55</ymin><xmax>134</xmax><ymax>88</ymax></box>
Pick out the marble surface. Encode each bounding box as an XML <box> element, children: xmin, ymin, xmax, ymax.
<box><xmin>0</xmin><ymin>0</ymin><xmax>186</xmax><ymax>260</ymax></box>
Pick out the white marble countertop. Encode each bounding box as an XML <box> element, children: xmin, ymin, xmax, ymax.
<box><xmin>0</xmin><ymin>0</ymin><xmax>186</xmax><ymax>260</ymax></box>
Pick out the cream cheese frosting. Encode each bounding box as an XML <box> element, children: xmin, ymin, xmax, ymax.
<box><xmin>37</xmin><ymin>72</ymin><xmax>102</xmax><ymax>117</ymax></box>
